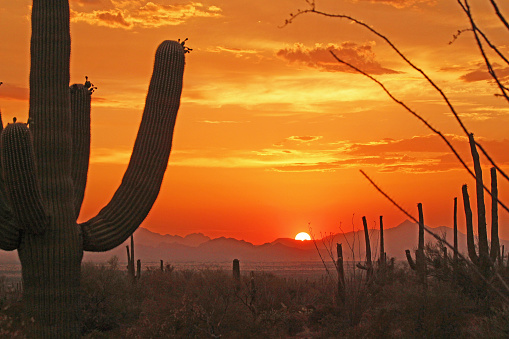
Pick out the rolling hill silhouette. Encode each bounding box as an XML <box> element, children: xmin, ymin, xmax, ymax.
<box><xmin>0</xmin><ymin>220</ymin><xmax>506</xmax><ymax>264</ymax></box>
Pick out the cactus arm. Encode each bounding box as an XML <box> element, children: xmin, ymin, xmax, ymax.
<box><xmin>468</xmin><ymin>133</ymin><xmax>489</xmax><ymax>260</ymax></box>
<box><xmin>405</xmin><ymin>249</ymin><xmax>416</xmax><ymax>270</ymax></box>
<box><xmin>0</xmin><ymin>212</ymin><xmax>19</xmax><ymax>251</ymax></box>
<box><xmin>462</xmin><ymin>184</ymin><xmax>479</xmax><ymax>265</ymax></box>
<box><xmin>0</xmin><ymin>188</ymin><xmax>20</xmax><ymax>251</ymax></box>
<box><xmin>490</xmin><ymin>167</ymin><xmax>500</xmax><ymax>262</ymax></box>
<box><xmin>1</xmin><ymin>123</ymin><xmax>49</xmax><ymax>234</ymax></box>
<box><xmin>81</xmin><ymin>41</ymin><xmax>185</xmax><ymax>252</ymax></box>
<box><xmin>0</xmin><ymin>114</ymin><xmax>21</xmax><ymax>250</ymax></box>
<box><xmin>69</xmin><ymin>84</ymin><xmax>91</xmax><ymax>219</ymax></box>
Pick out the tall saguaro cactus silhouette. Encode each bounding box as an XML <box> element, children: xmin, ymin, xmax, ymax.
<box><xmin>0</xmin><ymin>0</ymin><xmax>185</xmax><ymax>336</ymax></box>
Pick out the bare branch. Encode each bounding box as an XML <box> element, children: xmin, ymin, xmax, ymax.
<box><xmin>284</xmin><ymin>2</ymin><xmax>509</xmax><ymax>184</ymax></box>
<box><xmin>329</xmin><ymin>50</ymin><xmax>509</xmax><ymax>214</ymax></box>
<box><xmin>489</xmin><ymin>0</ymin><xmax>509</xmax><ymax>31</ymax></box>
<box><xmin>458</xmin><ymin>0</ymin><xmax>509</xmax><ymax>102</ymax></box>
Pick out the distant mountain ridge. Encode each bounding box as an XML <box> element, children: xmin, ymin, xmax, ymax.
<box><xmin>0</xmin><ymin>221</ymin><xmax>506</xmax><ymax>264</ymax></box>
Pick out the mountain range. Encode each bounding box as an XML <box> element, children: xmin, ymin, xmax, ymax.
<box><xmin>0</xmin><ymin>220</ymin><xmax>506</xmax><ymax>264</ymax></box>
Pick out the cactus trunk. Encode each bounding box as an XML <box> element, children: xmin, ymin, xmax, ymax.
<box><xmin>405</xmin><ymin>203</ymin><xmax>426</xmax><ymax>285</ymax></box>
<box><xmin>336</xmin><ymin>243</ymin><xmax>345</xmax><ymax>304</ymax></box>
<box><xmin>18</xmin><ymin>1</ymin><xmax>82</xmax><ymax>335</ymax></box>
<box><xmin>362</xmin><ymin>216</ymin><xmax>372</xmax><ymax>275</ymax></box>
<box><xmin>453</xmin><ymin>197</ymin><xmax>458</xmax><ymax>263</ymax></box>
<box><xmin>0</xmin><ymin>0</ymin><xmax>185</xmax><ymax>336</ymax></box>
<box><xmin>379</xmin><ymin>215</ymin><xmax>385</xmax><ymax>267</ymax></box>
<box><xmin>462</xmin><ymin>184</ymin><xmax>479</xmax><ymax>266</ymax></box>
<box><xmin>468</xmin><ymin>134</ymin><xmax>490</xmax><ymax>270</ymax></box>
<box><xmin>490</xmin><ymin>167</ymin><xmax>500</xmax><ymax>263</ymax></box>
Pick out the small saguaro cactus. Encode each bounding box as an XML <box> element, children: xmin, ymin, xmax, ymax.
<box><xmin>462</xmin><ymin>133</ymin><xmax>501</xmax><ymax>275</ymax></box>
<box><xmin>233</xmin><ymin>259</ymin><xmax>241</xmax><ymax>281</ymax></box>
<box><xmin>0</xmin><ymin>0</ymin><xmax>186</xmax><ymax>336</ymax></box>
<box><xmin>126</xmin><ymin>235</ymin><xmax>136</xmax><ymax>281</ymax></box>
<box><xmin>379</xmin><ymin>215</ymin><xmax>386</xmax><ymax>268</ymax></box>
<box><xmin>356</xmin><ymin>216</ymin><xmax>373</xmax><ymax>280</ymax></box>
<box><xmin>336</xmin><ymin>243</ymin><xmax>345</xmax><ymax>304</ymax></box>
<box><xmin>405</xmin><ymin>203</ymin><xmax>426</xmax><ymax>285</ymax></box>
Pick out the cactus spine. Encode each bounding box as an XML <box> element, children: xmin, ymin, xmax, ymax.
<box><xmin>0</xmin><ymin>0</ymin><xmax>185</xmax><ymax>336</ymax></box>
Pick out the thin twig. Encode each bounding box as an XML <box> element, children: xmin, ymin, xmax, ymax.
<box><xmin>489</xmin><ymin>0</ymin><xmax>509</xmax><ymax>31</ymax></box>
<box><xmin>457</xmin><ymin>0</ymin><xmax>509</xmax><ymax>102</ymax></box>
<box><xmin>330</xmin><ymin>51</ymin><xmax>509</xmax><ymax>214</ymax></box>
<box><xmin>283</xmin><ymin>2</ymin><xmax>509</xmax><ymax>183</ymax></box>
<box><xmin>309</xmin><ymin>225</ymin><xmax>334</xmax><ymax>282</ymax></box>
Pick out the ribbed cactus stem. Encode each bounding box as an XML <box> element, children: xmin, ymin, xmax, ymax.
<box><xmin>416</xmin><ymin>203</ymin><xmax>426</xmax><ymax>284</ymax></box>
<box><xmin>490</xmin><ymin>167</ymin><xmax>500</xmax><ymax>263</ymax></box>
<box><xmin>468</xmin><ymin>134</ymin><xmax>489</xmax><ymax>263</ymax></box>
<box><xmin>70</xmin><ymin>84</ymin><xmax>91</xmax><ymax>218</ymax></box>
<box><xmin>405</xmin><ymin>249</ymin><xmax>416</xmax><ymax>270</ymax></box>
<box><xmin>406</xmin><ymin>204</ymin><xmax>426</xmax><ymax>285</ymax></box>
<box><xmin>362</xmin><ymin>216</ymin><xmax>372</xmax><ymax>271</ymax></box>
<box><xmin>453</xmin><ymin>197</ymin><xmax>458</xmax><ymax>263</ymax></box>
<box><xmin>81</xmin><ymin>40</ymin><xmax>185</xmax><ymax>251</ymax></box>
<box><xmin>379</xmin><ymin>216</ymin><xmax>385</xmax><ymax>267</ymax></box>
<box><xmin>0</xmin><ymin>114</ymin><xmax>19</xmax><ymax>250</ymax></box>
<box><xmin>0</xmin><ymin>123</ymin><xmax>49</xmax><ymax>234</ymax></box>
<box><xmin>462</xmin><ymin>184</ymin><xmax>479</xmax><ymax>266</ymax></box>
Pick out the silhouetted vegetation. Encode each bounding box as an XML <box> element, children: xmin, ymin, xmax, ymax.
<box><xmin>0</xmin><ymin>251</ymin><xmax>508</xmax><ymax>337</ymax></box>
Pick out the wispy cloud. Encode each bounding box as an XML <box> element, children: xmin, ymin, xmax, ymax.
<box><xmin>356</xmin><ymin>0</ymin><xmax>436</xmax><ymax>9</ymax></box>
<box><xmin>460</xmin><ymin>63</ymin><xmax>509</xmax><ymax>83</ymax></box>
<box><xmin>185</xmin><ymin>72</ymin><xmax>386</xmax><ymax>113</ymax></box>
<box><xmin>207</xmin><ymin>46</ymin><xmax>259</xmax><ymax>57</ymax></box>
<box><xmin>286</xmin><ymin>136</ymin><xmax>323</xmax><ymax>143</ymax></box>
<box><xmin>276</xmin><ymin>42</ymin><xmax>399</xmax><ymax>75</ymax></box>
<box><xmin>199</xmin><ymin>120</ymin><xmax>245</xmax><ymax>124</ymax></box>
<box><xmin>70</xmin><ymin>1</ymin><xmax>222</xmax><ymax>29</ymax></box>
<box><xmin>166</xmin><ymin>134</ymin><xmax>509</xmax><ymax>173</ymax></box>
<box><xmin>90</xmin><ymin>148</ymin><xmax>132</xmax><ymax>163</ymax></box>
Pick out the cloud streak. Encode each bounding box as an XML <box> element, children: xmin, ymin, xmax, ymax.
<box><xmin>70</xmin><ymin>1</ymin><xmax>222</xmax><ymax>29</ymax></box>
<box><xmin>276</xmin><ymin>42</ymin><xmax>399</xmax><ymax>75</ymax></box>
<box><xmin>166</xmin><ymin>134</ymin><xmax>509</xmax><ymax>173</ymax></box>
<box><xmin>357</xmin><ymin>0</ymin><xmax>436</xmax><ymax>9</ymax></box>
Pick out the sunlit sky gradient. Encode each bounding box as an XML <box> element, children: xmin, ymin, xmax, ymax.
<box><xmin>1</xmin><ymin>0</ymin><xmax>509</xmax><ymax>244</ymax></box>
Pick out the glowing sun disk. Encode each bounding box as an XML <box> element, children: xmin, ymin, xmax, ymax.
<box><xmin>295</xmin><ymin>232</ymin><xmax>311</xmax><ymax>241</ymax></box>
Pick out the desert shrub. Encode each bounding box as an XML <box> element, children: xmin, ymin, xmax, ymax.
<box><xmin>80</xmin><ymin>257</ymin><xmax>142</xmax><ymax>335</ymax></box>
<box><xmin>13</xmin><ymin>257</ymin><xmax>504</xmax><ymax>337</ymax></box>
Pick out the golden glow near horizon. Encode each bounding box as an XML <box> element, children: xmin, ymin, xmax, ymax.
<box><xmin>295</xmin><ymin>232</ymin><xmax>312</xmax><ymax>241</ymax></box>
<box><xmin>1</xmin><ymin>0</ymin><xmax>509</xmax><ymax>244</ymax></box>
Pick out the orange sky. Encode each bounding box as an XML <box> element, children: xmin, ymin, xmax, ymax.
<box><xmin>1</xmin><ymin>0</ymin><xmax>509</xmax><ymax>244</ymax></box>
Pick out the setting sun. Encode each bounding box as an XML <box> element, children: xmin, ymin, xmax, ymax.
<box><xmin>295</xmin><ymin>232</ymin><xmax>311</xmax><ymax>241</ymax></box>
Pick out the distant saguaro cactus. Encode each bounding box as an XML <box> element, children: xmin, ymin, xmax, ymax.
<box><xmin>0</xmin><ymin>0</ymin><xmax>185</xmax><ymax>336</ymax></box>
<box><xmin>462</xmin><ymin>134</ymin><xmax>500</xmax><ymax>275</ymax></box>
<box><xmin>405</xmin><ymin>203</ymin><xmax>426</xmax><ymax>285</ymax></box>
<box><xmin>356</xmin><ymin>216</ymin><xmax>373</xmax><ymax>280</ymax></box>
<box><xmin>126</xmin><ymin>235</ymin><xmax>136</xmax><ymax>281</ymax></box>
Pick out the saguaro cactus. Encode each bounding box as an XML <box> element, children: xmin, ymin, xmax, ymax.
<box><xmin>126</xmin><ymin>235</ymin><xmax>136</xmax><ymax>281</ymax></box>
<box><xmin>405</xmin><ymin>203</ymin><xmax>426</xmax><ymax>285</ymax></box>
<box><xmin>0</xmin><ymin>0</ymin><xmax>185</xmax><ymax>336</ymax></box>
<box><xmin>462</xmin><ymin>134</ymin><xmax>500</xmax><ymax>275</ymax></box>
